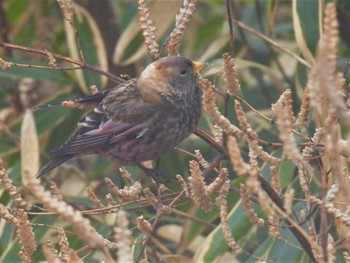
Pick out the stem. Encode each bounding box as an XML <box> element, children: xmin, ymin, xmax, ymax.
<box><xmin>0</xmin><ymin>42</ymin><xmax>124</xmax><ymax>83</ymax></box>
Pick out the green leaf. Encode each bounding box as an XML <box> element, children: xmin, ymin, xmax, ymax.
<box><xmin>292</xmin><ymin>0</ymin><xmax>321</xmax><ymax>65</ymax></box>
<box><xmin>278</xmin><ymin>160</ymin><xmax>296</xmax><ymax>189</ymax></box>
<box><xmin>64</xmin><ymin>3</ymin><xmax>108</xmax><ymax>93</ymax></box>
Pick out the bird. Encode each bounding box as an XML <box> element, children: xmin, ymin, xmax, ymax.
<box><xmin>36</xmin><ymin>56</ymin><xmax>203</xmax><ymax>182</ymax></box>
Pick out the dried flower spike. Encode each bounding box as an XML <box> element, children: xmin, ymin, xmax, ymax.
<box><xmin>89</xmin><ymin>85</ymin><xmax>98</xmax><ymax>95</ymax></box>
<box><xmin>138</xmin><ymin>0</ymin><xmax>160</xmax><ymax>59</ymax></box>
<box><xmin>234</xmin><ymin>100</ymin><xmax>253</xmax><ymax>134</ymax></box>
<box><xmin>49</xmin><ymin>181</ymin><xmax>63</xmax><ymax>202</ymax></box>
<box><xmin>239</xmin><ymin>184</ymin><xmax>264</xmax><ymax>226</ymax></box>
<box><xmin>42</xmin><ymin>240</ymin><xmax>60</xmax><ymax>263</ymax></box>
<box><xmin>207</xmin><ymin>168</ymin><xmax>229</xmax><ymax>195</ymax></box>
<box><xmin>216</xmin><ymin>180</ymin><xmax>241</xmax><ymax>252</ymax></box>
<box><xmin>86</xmin><ymin>187</ymin><xmax>105</xmax><ymax>209</ymax></box>
<box><xmin>119</xmin><ymin>167</ymin><xmax>134</xmax><ymax>184</ymax></box>
<box><xmin>105</xmin><ymin>177</ymin><xmax>120</xmax><ymax>196</ymax></box>
<box><xmin>136</xmin><ymin>215</ymin><xmax>152</xmax><ymax>233</ymax></box>
<box><xmin>62</xmin><ymin>100</ymin><xmax>89</xmax><ymax>110</ymax></box>
<box><xmin>188</xmin><ymin>160</ymin><xmax>213</xmax><ymax>212</ymax></box>
<box><xmin>105</xmin><ymin>193</ymin><xmax>118</xmax><ymax>207</ymax></box>
<box><xmin>167</xmin><ymin>0</ymin><xmax>197</xmax><ymax>55</ymax></box>
<box><xmin>283</xmin><ymin>188</ymin><xmax>295</xmax><ymax>215</ymax></box>
<box><xmin>0</xmin><ymin>203</ymin><xmax>18</xmax><ymax>225</ymax></box>
<box><xmin>308</xmin><ymin>3</ymin><xmax>347</xmax><ymax>122</ymax></box>
<box><xmin>58</xmin><ymin>228</ymin><xmax>70</xmax><ymax>263</ymax></box>
<box><xmin>0</xmin><ymin>57</ymin><xmax>13</xmax><ymax>70</ymax></box>
<box><xmin>115</xmin><ymin>209</ymin><xmax>132</xmax><ymax>263</ymax></box>
<box><xmin>223</xmin><ymin>53</ymin><xmax>241</xmax><ymax>95</ymax></box>
<box><xmin>120</xmin><ymin>181</ymin><xmax>143</xmax><ymax>203</ymax></box>
<box><xmin>297</xmin><ymin>86</ymin><xmax>310</xmax><ymax>130</ymax></box>
<box><xmin>272</xmin><ymin>90</ymin><xmax>303</xmax><ymax>165</ymax></box>
<box><xmin>310</xmin><ymin>195</ymin><xmax>350</xmax><ymax>226</ymax></box>
<box><xmin>0</xmin><ymin>163</ymin><xmax>32</xmax><ymax>210</ymax></box>
<box><xmin>143</xmin><ymin>188</ymin><xmax>158</xmax><ymax>209</ymax></box>
<box><xmin>176</xmin><ymin>174</ymin><xmax>190</xmax><ymax>198</ymax></box>
<box><xmin>16</xmin><ymin>209</ymin><xmax>37</xmax><ymax>260</ymax></box>
<box><xmin>343</xmin><ymin>251</ymin><xmax>350</xmax><ymax>262</ymax></box>
<box><xmin>270</xmin><ymin>166</ymin><xmax>281</xmax><ymax>194</ymax></box>
<box><xmin>247</xmin><ymin>137</ymin><xmax>282</xmax><ymax>165</ymax></box>
<box><xmin>24</xmin><ymin>170</ymin><xmax>117</xmax><ymax>249</ymax></box>
<box><xmin>45</xmin><ymin>49</ymin><xmax>58</xmax><ymax>68</ymax></box>
<box><xmin>18</xmin><ymin>251</ymin><xmax>32</xmax><ymax>263</ymax></box>
<box><xmin>200</xmin><ymin>78</ymin><xmax>242</xmax><ymax>136</ymax></box>
<box><xmin>227</xmin><ymin>136</ymin><xmax>250</xmax><ymax>177</ymax></box>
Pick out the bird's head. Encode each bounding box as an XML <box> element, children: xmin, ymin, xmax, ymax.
<box><xmin>137</xmin><ymin>56</ymin><xmax>203</xmax><ymax>105</ymax></box>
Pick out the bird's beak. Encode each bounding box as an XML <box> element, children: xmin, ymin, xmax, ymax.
<box><xmin>193</xmin><ymin>61</ymin><xmax>205</xmax><ymax>74</ymax></box>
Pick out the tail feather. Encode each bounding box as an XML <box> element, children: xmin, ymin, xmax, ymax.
<box><xmin>33</xmin><ymin>102</ymin><xmax>63</xmax><ymax>110</ymax></box>
<box><xmin>33</xmin><ymin>89</ymin><xmax>110</xmax><ymax>111</ymax></box>
<box><xmin>36</xmin><ymin>155</ymin><xmax>74</xmax><ymax>177</ymax></box>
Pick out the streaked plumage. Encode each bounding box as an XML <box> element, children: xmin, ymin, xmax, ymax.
<box><xmin>37</xmin><ymin>56</ymin><xmax>202</xmax><ymax>181</ymax></box>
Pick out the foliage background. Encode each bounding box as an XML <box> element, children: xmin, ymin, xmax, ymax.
<box><xmin>0</xmin><ymin>0</ymin><xmax>350</xmax><ymax>262</ymax></box>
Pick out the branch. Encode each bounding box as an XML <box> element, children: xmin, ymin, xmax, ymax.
<box><xmin>0</xmin><ymin>42</ymin><xmax>125</xmax><ymax>84</ymax></box>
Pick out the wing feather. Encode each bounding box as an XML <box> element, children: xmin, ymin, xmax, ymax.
<box><xmin>38</xmin><ymin>78</ymin><xmax>153</xmax><ymax>176</ymax></box>
<box><xmin>36</xmin><ymin>155</ymin><xmax>73</xmax><ymax>177</ymax></box>
<box><xmin>50</xmin><ymin>121</ymin><xmax>147</xmax><ymax>157</ymax></box>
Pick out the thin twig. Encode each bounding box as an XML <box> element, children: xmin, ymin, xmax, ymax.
<box><xmin>135</xmin><ymin>154</ymin><xmax>224</xmax><ymax>262</ymax></box>
<box><xmin>0</xmin><ymin>42</ymin><xmax>124</xmax><ymax>83</ymax></box>
<box><xmin>258</xmin><ymin>175</ymin><xmax>316</xmax><ymax>262</ymax></box>
<box><xmin>172</xmin><ymin>208</ymin><xmax>216</xmax><ymax>228</ymax></box>
<box><xmin>225</xmin><ymin>0</ymin><xmax>235</xmax><ymax>55</ymax></box>
<box><xmin>194</xmin><ymin>128</ymin><xmax>228</xmax><ymax>157</ymax></box>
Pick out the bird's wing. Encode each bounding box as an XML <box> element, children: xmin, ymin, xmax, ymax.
<box><xmin>70</xmin><ymin>88</ymin><xmax>110</xmax><ymax>106</ymax></box>
<box><xmin>102</xmin><ymin>79</ymin><xmax>159</xmax><ymax>124</ymax></box>
<box><xmin>38</xmin><ymin>114</ymin><xmax>147</xmax><ymax>177</ymax></box>
<box><xmin>36</xmin><ymin>155</ymin><xmax>74</xmax><ymax>177</ymax></box>
<box><xmin>50</xmin><ymin>114</ymin><xmax>147</xmax><ymax>157</ymax></box>
<box><xmin>49</xmin><ymin>78</ymin><xmax>155</xmax><ymax>157</ymax></box>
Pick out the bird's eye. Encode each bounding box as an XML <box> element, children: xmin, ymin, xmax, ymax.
<box><xmin>180</xmin><ymin>69</ymin><xmax>187</xmax><ymax>76</ymax></box>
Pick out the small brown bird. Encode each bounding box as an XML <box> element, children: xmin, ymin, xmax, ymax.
<box><xmin>37</xmin><ymin>56</ymin><xmax>203</xmax><ymax>182</ymax></box>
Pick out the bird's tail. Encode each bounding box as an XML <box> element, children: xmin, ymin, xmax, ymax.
<box><xmin>36</xmin><ymin>155</ymin><xmax>74</xmax><ymax>178</ymax></box>
<box><xmin>33</xmin><ymin>102</ymin><xmax>63</xmax><ymax>110</ymax></box>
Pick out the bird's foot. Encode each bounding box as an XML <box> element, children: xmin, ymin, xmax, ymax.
<box><xmin>137</xmin><ymin>164</ymin><xmax>170</xmax><ymax>183</ymax></box>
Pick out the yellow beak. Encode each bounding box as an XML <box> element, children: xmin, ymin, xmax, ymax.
<box><xmin>193</xmin><ymin>61</ymin><xmax>204</xmax><ymax>74</ymax></box>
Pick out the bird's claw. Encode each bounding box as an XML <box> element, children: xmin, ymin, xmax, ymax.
<box><xmin>137</xmin><ymin>164</ymin><xmax>170</xmax><ymax>183</ymax></box>
<box><xmin>149</xmin><ymin>169</ymin><xmax>170</xmax><ymax>183</ymax></box>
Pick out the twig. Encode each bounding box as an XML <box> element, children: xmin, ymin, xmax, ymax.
<box><xmin>135</xmin><ymin>154</ymin><xmax>224</xmax><ymax>262</ymax></box>
<box><xmin>258</xmin><ymin>175</ymin><xmax>316</xmax><ymax>262</ymax></box>
<box><xmin>194</xmin><ymin>128</ymin><xmax>228</xmax><ymax>157</ymax></box>
<box><xmin>172</xmin><ymin>208</ymin><xmax>216</xmax><ymax>228</ymax></box>
<box><xmin>225</xmin><ymin>0</ymin><xmax>235</xmax><ymax>55</ymax></box>
<box><xmin>0</xmin><ymin>42</ymin><xmax>124</xmax><ymax>83</ymax></box>
<box><xmin>234</xmin><ymin>95</ymin><xmax>315</xmax><ymax>144</ymax></box>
